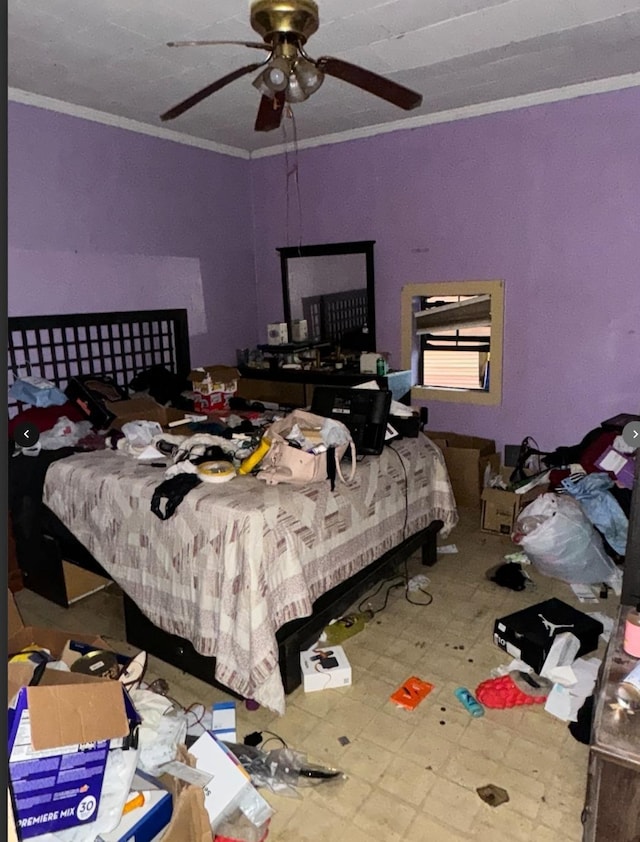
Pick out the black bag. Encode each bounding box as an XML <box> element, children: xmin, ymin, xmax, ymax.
<box><xmin>65</xmin><ymin>375</ymin><xmax>128</xmax><ymax>429</ymax></box>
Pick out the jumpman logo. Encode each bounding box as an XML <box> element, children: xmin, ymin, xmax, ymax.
<box><xmin>538</xmin><ymin>614</ymin><xmax>575</xmax><ymax>637</ymax></box>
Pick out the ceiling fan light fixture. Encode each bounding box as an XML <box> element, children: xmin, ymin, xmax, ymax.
<box><xmin>293</xmin><ymin>57</ymin><xmax>324</xmax><ymax>94</ymax></box>
<box><xmin>252</xmin><ymin>68</ymin><xmax>275</xmax><ymax>98</ymax></box>
<box><xmin>264</xmin><ymin>56</ymin><xmax>290</xmax><ymax>92</ymax></box>
<box><xmin>285</xmin><ymin>71</ymin><xmax>309</xmax><ymax>103</ymax></box>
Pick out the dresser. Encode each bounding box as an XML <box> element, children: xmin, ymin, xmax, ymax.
<box><xmin>582</xmin><ymin>605</ymin><xmax>640</xmax><ymax>841</ymax></box>
<box><xmin>236</xmin><ymin>366</ymin><xmax>412</xmax><ymax>408</ymax></box>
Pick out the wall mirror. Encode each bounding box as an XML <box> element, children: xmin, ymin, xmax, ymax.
<box><xmin>277</xmin><ymin>240</ymin><xmax>376</xmax><ymax>351</ymax></box>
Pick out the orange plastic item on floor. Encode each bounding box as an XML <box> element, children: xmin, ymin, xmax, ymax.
<box><xmin>390</xmin><ymin>676</ymin><xmax>435</xmax><ymax>710</ymax></box>
<box><xmin>475</xmin><ymin>673</ymin><xmax>548</xmax><ymax>708</ymax></box>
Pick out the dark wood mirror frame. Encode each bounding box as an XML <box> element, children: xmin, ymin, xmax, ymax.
<box><xmin>277</xmin><ymin>240</ymin><xmax>376</xmax><ymax>352</ymax></box>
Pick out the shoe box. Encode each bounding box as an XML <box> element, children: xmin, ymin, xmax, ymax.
<box><xmin>493</xmin><ymin>598</ymin><xmax>604</xmax><ymax>674</ymax></box>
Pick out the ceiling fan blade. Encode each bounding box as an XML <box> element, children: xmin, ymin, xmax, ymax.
<box><xmin>160</xmin><ymin>62</ymin><xmax>264</xmax><ymax>121</ymax></box>
<box><xmin>167</xmin><ymin>40</ymin><xmax>270</xmax><ymax>51</ymax></box>
<box><xmin>254</xmin><ymin>91</ymin><xmax>285</xmax><ymax>132</ymax></box>
<box><xmin>316</xmin><ymin>56</ymin><xmax>422</xmax><ymax>111</ymax></box>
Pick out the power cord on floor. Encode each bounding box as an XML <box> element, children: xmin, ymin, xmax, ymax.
<box><xmin>385</xmin><ymin>442</ymin><xmax>409</xmax><ymax>540</ymax></box>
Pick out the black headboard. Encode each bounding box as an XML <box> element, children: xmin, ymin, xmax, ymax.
<box><xmin>8</xmin><ymin>308</ymin><xmax>190</xmax><ymax>418</ymax></box>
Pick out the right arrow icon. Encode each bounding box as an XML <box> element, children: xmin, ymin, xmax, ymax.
<box><xmin>622</xmin><ymin>421</ymin><xmax>640</xmax><ymax>448</ymax></box>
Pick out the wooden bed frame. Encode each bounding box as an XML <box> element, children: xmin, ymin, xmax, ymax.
<box><xmin>8</xmin><ymin>308</ymin><xmax>444</xmax><ymax>697</ymax></box>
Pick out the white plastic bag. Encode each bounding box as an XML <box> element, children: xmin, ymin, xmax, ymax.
<box><xmin>512</xmin><ymin>493</ymin><xmax>619</xmax><ymax>585</ymax></box>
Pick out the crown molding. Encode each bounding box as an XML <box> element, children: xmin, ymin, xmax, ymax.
<box><xmin>250</xmin><ymin>72</ymin><xmax>640</xmax><ymax>159</ymax></box>
<box><xmin>10</xmin><ymin>72</ymin><xmax>640</xmax><ymax>162</ymax></box>
<box><xmin>8</xmin><ymin>88</ymin><xmax>250</xmax><ymax>160</ymax></box>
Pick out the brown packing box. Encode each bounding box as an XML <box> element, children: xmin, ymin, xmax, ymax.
<box><xmin>481</xmin><ymin>469</ymin><xmax>549</xmax><ymax>536</ymax></box>
<box><xmin>7</xmin><ymin>591</ymin><xmax>138</xmax><ymax>838</ymax></box>
<box><xmin>189</xmin><ymin>365</ymin><xmax>239</xmax><ymax>395</ymax></box>
<box><xmin>7</xmin><ymin>590</ymin><xmax>114</xmax><ymax>704</ymax></box>
<box><xmin>427</xmin><ymin>430</ymin><xmax>500</xmax><ymax>508</ymax></box>
<box><xmin>104</xmin><ymin>396</ymin><xmax>186</xmax><ymax>430</ymax></box>
<box><xmin>159</xmin><ymin>746</ymin><xmax>212</xmax><ymax>842</ymax></box>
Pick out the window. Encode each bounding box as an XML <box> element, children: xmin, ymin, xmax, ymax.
<box><xmin>401</xmin><ymin>280</ymin><xmax>504</xmax><ymax>405</ymax></box>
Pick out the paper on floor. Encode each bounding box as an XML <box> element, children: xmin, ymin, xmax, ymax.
<box><xmin>587</xmin><ymin>612</ymin><xmax>615</xmax><ymax>643</ymax></box>
<box><xmin>544</xmin><ymin>657</ymin><xmax>601</xmax><ymax>721</ymax></box>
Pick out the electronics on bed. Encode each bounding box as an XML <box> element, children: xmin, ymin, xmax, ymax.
<box><xmin>310</xmin><ymin>386</ymin><xmax>392</xmax><ymax>456</ymax></box>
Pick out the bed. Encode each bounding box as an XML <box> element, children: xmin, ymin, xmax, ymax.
<box><xmin>8</xmin><ymin>309</ymin><xmax>458</xmax><ymax>713</ymax></box>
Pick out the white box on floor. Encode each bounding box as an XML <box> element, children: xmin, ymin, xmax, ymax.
<box><xmin>300</xmin><ymin>645</ymin><xmax>352</xmax><ymax>692</ymax></box>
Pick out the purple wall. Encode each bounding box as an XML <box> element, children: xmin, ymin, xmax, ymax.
<box><xmin>252</xmin><ymin>87</ymin><xmax>640</xmax><ymax>453</ymax></box>
<box><xmin>8</xmin><ymin>102</ymin><xmax>256</xmax><ymax>367</ymax></box>
<box><xmin>9</xmin><ymin>89</ymin><xmax>640</xmax><ymax>454</ymax></box>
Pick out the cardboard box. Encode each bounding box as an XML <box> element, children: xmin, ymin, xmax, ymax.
<box><xmin>595</xmin><ymin>445</ymin><xmax>636</xmax><ymax>490</ymax></box>
<box><xmin>427</xmin><ymin>430</ymin><xmax>500</xmax><ymax>508</ymax></box>
<box><xmin>300</xmin><ymin>645</ymin><xmax>352</xmax><ymax>692</ymax></box>
<box><xmin>105</xmin><ymin>396</ymin><xmax>186</xmax><ymax>430</ymax></box>
<box><xmin>188</xmin><ymin>733</ymin><xmax>272</xmax><ymax>830</ymax></box>
<box><xmin>481</xmin><ymin>470</ymin><xmax>548</xmax><ymax>535</ymax></box>
<box><xmin>493</xmin><ymin>598</ymin><xmax>604</xmax><ymax>673</ymax></box>
<box><xmin>189</xmin><ymin>366</ymin><xmax>239</xmax><ymax>413</ymax></box>
<box><xmin>8</xmin><ymin>675</ymin><xmax>137</xmax><ymax>838</ymax></box>
<box><xmin>7</xmin><ymin>593</ymin><xmax>140</xmax><ymax>839</ymax></box>
<box><xmin>8</xmin><ymin>590</ymin><xmax>114</xmax><ymax>702</ymax></box>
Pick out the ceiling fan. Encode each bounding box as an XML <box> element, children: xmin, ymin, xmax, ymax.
<box><xmin>160</xmin><ymin>0</ymin><xmax>423</xmax><ymax>132</ymax></box>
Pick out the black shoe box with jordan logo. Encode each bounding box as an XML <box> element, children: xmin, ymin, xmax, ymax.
<box><xmin>493</xmin><ymin>598</ymin><xmax>604</xmax><ymax>673</ymax></box>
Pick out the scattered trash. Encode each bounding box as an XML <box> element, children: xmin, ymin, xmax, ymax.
<box><xmin>437</xmin><ymin>544</ymin><xmax>458</xmax><ymax>554</ymax></box>
<box><xmin>454</xmin><ymin>687</ymin><xmax>484</xmax><ymax>717</ymax></box>
<box><xmin>390</xmin><ymin>676</ymin><xmax>434</xmax><ymax>710</ymax></box>
<box><xmin>512</xmin><ymin>494</ymin><xmax>620</xmax><ymax>586</ymax></box>
<box><xmin>504</xmin><ymin>550</ymin><xmax>530</xmax><ymax>564</ymax></box>
<box><xmin>407</xmin><ymin>574</ymin><xmax>431</xmax><ymax>592</ymax></box>
<box><xmin>477</xmin><ymin>784</ymin><xmax>510</xmax><ymax>807</ymax></box>
<box><xmin>488</xmin><ymin>561</ymin><xmax>532</xmax><ymax>592</ymax></box>
<box><xmin>320</xmin><ymin>612</ymin><xmax>371</xmax><ymax>645</ymax></box>
<box><xmin>571</xmin><ymin>583</ymin><xmax>599</xmax><ymax>603</ymax></box>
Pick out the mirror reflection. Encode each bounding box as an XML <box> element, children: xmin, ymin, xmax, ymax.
<box><xmin>278</xmin><ymin>241</ymin><xmax>376</xmax><ymax>352</ymax></box>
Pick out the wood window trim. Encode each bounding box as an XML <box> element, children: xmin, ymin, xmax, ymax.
<box><xmin>401</xmin><ymin>279</ymin><xmax>504</xmax><ymax>406</ymax></box>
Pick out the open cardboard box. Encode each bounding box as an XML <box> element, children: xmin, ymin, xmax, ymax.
<box><xmin>189</xmin><ymin>365</ymin><xmax>238</xmax><ymax>412</ymax></box>
<box><xmin>105</xmin><ymin>396</ymin><xmax>187</xmax><ymax>430</ymax></box>
<box><xmin>427</xmin><ymin>430</ymin><xmax>500</xmax><ymax>508</ymax></box>
<box><xmin>481</xmin><ymin>466</ymin><xmax>549</xmax><ymax>535</ymax></box>
<box><xmin>7</xmin><ymin>592</ymin><xmax>140</xmax><ymax>838</ymax></box>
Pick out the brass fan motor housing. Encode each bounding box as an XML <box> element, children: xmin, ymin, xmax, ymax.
<box><xmin>250</xmin><ymin>0</ymin><xmax>319</xmax><ymax>45</ymax></box>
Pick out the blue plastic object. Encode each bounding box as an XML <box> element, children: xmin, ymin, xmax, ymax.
<box><xmin>454</xmin><ymin>687</ymin><xmax>484</xmax><ymax>717</ymax></box>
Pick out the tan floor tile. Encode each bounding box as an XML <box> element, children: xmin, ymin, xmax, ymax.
<box><xmin>306</xmin><ymin>773</ymin><xmax>372</xmax><ymax>820</ymax></box>
<box><xmin>474</xmin><ymin>811</ymin><xmax>539</xmax><ymax>842</ymax></box>
<box><xmin>399</xmin><ymin>727</ymin><xmax>456</xmax><ymax>772</ymax></box>
<box><xmin>441</xmin><ymin>746</ymin><xmax>500</xmax><ymax>792</ymax></box>
<box><xmin>405</xmin><ymin>813</ymin><xmax>468</xmax><ymax>842</ymax></box>
<box><xmin>370</xmin><ymin>652</ymin><xmax>419</xmax><ymax>686</ymax></box>
<box><xmin>378</xmin><ymin>753</ymin><xmax>437</xmax><ymax>806</ymax></box>
<box><xmin>352</xmin><ymin>788</ymin><xmax>417</xmax><ymax>839</ymax></box>
<box><xmin>359</xmin><ymin>708</ymin><xmax>416</xmax><ymax>753</ymax></box>
<box><xmin>277</xmin><ymin>799</ymin><xmax>351</xmax><ymax>840</ymax></box>
<box><xmin>502</xmin><ymin>733</ymin><xmax>567</xmax><ymax>780</ymax></box>
<box><xmin>423</xmin><ymin>778</ymin><xmax>482</xmax><ymax>833</ymax></box>
<box><xmin>458</xmin><ymin>720</ymin><xmax>515</xmax><ymax>762</ymax></box>
<box><xmin>340</xmin><ymin>737</ymin><xmax>395</xmax><ymax>785</ymax></box>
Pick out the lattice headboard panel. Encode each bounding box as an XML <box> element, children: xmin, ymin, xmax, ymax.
<box><xmin>7</xmin><ymin>309</ymin><xmax>190</xmax><ymax>418</ymax></box>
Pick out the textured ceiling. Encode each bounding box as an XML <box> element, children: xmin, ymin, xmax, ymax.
<box><xmin>9</xmin><ymin>0</ymin><xmax>640</xmax><ymax>156</ymax></box>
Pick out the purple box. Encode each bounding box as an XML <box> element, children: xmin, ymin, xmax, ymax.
<box><xmin>8</xmin><ymin>680</ymin><xmax>138</xmax><ymax>838</ymax></box>
<box><xmin>595</xmin><ymin>446</ymin><xmax>636</xmax><ymax>490</ymax></box>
